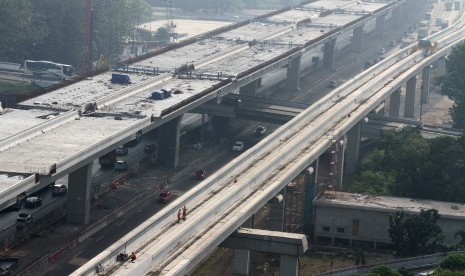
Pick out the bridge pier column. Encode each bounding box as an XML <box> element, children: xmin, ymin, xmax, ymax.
<box><xmin>352</xmin><ymin>25</ymin><xmax>364</xmax><ymax>53</ymax></box>
<box><xmin>421</xmin><ymin>65</ymin><xmax>432</xmax><ymax>104</ymax></box>
<box><xmin>67</xmin><ymin>162</ymin><xmax>92</xmax><ymax>224</ymax></box>
<box><xmin>303</xmin><ymin>165</ymin><xmax>316</xmax><ymax>235</ymax></box>
<box><xmin>345</xmin><ymin>122</ymin><xmax>361</xmax><ymax>176</ymax></box>
<box><xmin>375</xmin><ymin>14</ymin><xmax>386</xmax><ymax>39</ymax></box>
<box><xmin>239</xmin><ymin>79</ymin><xmax>259</xmax><ymax>96</ymax></box>
<box><xmin>223</xmin><ymin>229</ymin><xmax>308</xmax><ymax>276</ymax></box>
<box><xmin>389</xmin><ymin>88</ymin><xmax>401</xmax><ymax>118</ymax></box>
<box><xmin>286</xmin><ymin>54</ymin><xmax>302</xmax><ymax>92</ymax></box>
<box><xmin>234</xmin><ymin>249</ymin><xmax>250</xmax><ymax>276</ymax></box>
<box><xmin>234</xmin><ymin>217</ymin><xmax>253</xmax><ymax>276</ymax></box>
<box><xmin>280</xmin><ymin>255</ymin><xmax>299</xmax><ymax>276</ymax></box>
<box><xmin>212</xmin><ymin>115</ymin><xmax>230</xmax><ymax>138</ymax></box>
<box><xmin>158</xmin><ymin>115</ymin><xmax>182</xmax><ymax>168</ymax></box>
<box><xmin>391</xmin><ymin>6</ymin><xmax>401</xmax><ymax>29</ymax></box>
<box><xmin>270</xmin><ymin>194</ymin><xmax>285</xmax><ymax>231</ymax></box>
<box><xmin>404</xmin><ymin>76</ymin><xmax>417</xmax><ymax>118</ymax></box>
<box><xmin>323</xmin><ymin>38</ymin><xmax>337</xmax><ymax>72</ymax></box>
<box><xmin>329</xmin><ymin>138</ymin><xmax>345</xmax><ymax>190</ymax></box>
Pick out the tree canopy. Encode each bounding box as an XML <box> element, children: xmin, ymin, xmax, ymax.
<box><xmin>345</xmin><ymin>128</ymin><xmax>465</xmax><ymax>203</ymax></box>
<box><xmin>388</xmin><ymin>209</ymin><xmax>444</xmax><ymax>257</ymax></box>
<box><xmin>438</xmin><ymin>42</ymin><xmax>465</xmax><ymax>128</ymax></box>
<box><xmin>0</xmin><ymin>0</ymin><xmax>151</xmax><ymax>69</ymax></box>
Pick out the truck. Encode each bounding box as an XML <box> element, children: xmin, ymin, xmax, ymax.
<box><xmin>445</xmin><ymin>0</ymin><xmax>453</xmax><ymax>11</ymax></box>
<box><xmin>0</xmin><ymin>257</ymin><xmax>19</xmax><ymax>275</ymax></box>
<box><xmin>150</xmin><ymin>88</ymin><xmax>172</xmax><ymax>100</ymax></box>
<box><xmin>98</xmin><ymin>150</ymin><xmax>117</xmax><ymax>168</ymax></box>
<box><xmin>111</xmin><ymin>73</ymin><xmax>131</xmax><ymax>84</ymax></box>
<box><xmin>418</xmin><ymin>39</ymin><xmax>438</xmax><ymax>56</ymax></box>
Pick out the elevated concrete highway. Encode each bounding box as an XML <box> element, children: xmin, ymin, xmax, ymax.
<box><xmin>72</xmin><ymin>2</ymin><xmax>465</xmax><ymax>275</ymax></box>
<box><xmin>0</xmin><ymin>0</ymin><xmax>410</xmax><ymax>220</ymax></box>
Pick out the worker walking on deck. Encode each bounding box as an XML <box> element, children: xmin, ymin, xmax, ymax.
<box><xmin>182</xmin><ymin>206</ymin><xmax>187</xmax><ymax>221</ymax></box>
<box><xmin>177</xmin><ymin>209</ymin><xmax>182</xmax><ymax>223</ymax></box>
<box><xmin>130</xmin><ymin>252</ymin><xmax>136</xmax><ymax>263</ymax></box>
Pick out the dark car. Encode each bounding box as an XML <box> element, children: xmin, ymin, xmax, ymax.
<box><xmin>144</xmin><ymin>144</ymin><xmax>157</xmax><ymax>154</ymax></box>
<box><xmin>195</xmin><ymin>169</ymin><xmax>207</xmax><ymax>180</ymax></box>
<box><xmin>25</xmin><ymin>196</ymin><xmax>42</xmax><ymax>208</ymax></box>
<box><xmin>254</xmin><ymin>126</ymin><xmax>267</xmax><ymax>137</ymax></box>
<box><xmin>16</xmin><ymin>213</ymin><xmax>32</xmax><ymax>229</ymax></box>
<box><xmin>158</xmin><ymin>190</ymin><xmax>172</xmax><ymax>203</ymax></box>
<box><xmin>328</xmin><ymin>80</ymin><xmax>338</xmax><ymax>88</ymax></box>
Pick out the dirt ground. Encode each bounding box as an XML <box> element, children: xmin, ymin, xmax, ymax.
<box><xmin>420</xmin><ymin>85</ymin><xmax>454</xmax><ymax>127</ymax></box>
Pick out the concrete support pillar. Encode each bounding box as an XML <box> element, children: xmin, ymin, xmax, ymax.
<box><xmin>234</xmin><ymin>250</ymin><xmax>250</xmax><ymax>276</ymax></box>
<box><xmin>338</xmin><ymin>138</ymin><xmax>345</xmax><ymax>190</ymax></box>
<box><xmin>280</xmin><ymin>255</ymin><xmax>299</xmax><ymax>276</ymax></box>
<box><xmin>389</xmin><ymin>88</ymin><xmax>401</xmax><ymax>118</ymax></box>
<box><xmin>223</xmin><ymin>229</ymin><xmax>308</xmax><ymax>276</ymax></box>
<box><xmin>233</xmin><ymin>216</ymin><xmax>253</xmax><ymax>276</ymax></box>
<box><xmin>67</xmin><ymin>162</ymin><xmax>92</xmax><ymax>224</ymax></box>
<box><xmin>345</xmin><ymin>122</ymin><xmax>361</xmax><ymax>175</ymax></box>
<box><xmin>404</xmin><ymin>76</ymin><xmax>417</xmax><ymax>117</ymax></box>
<box><xmin>352</xmin><ymin>25</ymin><xmax>364</xmax><ymax>53</ymax></box>
<box><xmin>323</xmin><ymin>38</ymin><xmax>337</xmax><ymax>72</ymax></box>
<box><xmin>330</xmin><ymin>138</ymin><xmax>345</xmax><ymax>190</ymax></box>
<box><xmin>270</xmin><ymin>194</ymin><xmax>285</xmax><ymax>231</ymax></box>
<box><xmin>375</xmin><ymin>14</ymin><xmax>386</xmax><ymax>39</ymax></box>
<box><xmin>303</xmin><ymin>165</ymin><xmax>316</xmax><ymax>235</ymax></box>
<box><xmin>212</xmin><ymin>115</ymin><xmax>230</xmax><ymax>138</ymax></box>
<box><xmin>391</xmin><ymin>6</ymin><xmax>401</xmax><ymax>29</ymax></box>
<box><xmin>158</xmin><ymin>115</ymin><xmax>182</xmax><ymax>168</ymax></box>
<box><xmin>286</xmin><ymin>54</ymin><xmax>302</xmax><ymax>92</ymax></box>
<box><xmin>239</xmin><ymin>79</ymin><xmax>259</xmax><ymax>96</ymax></box>
<box><xmin>421</xmin><ymin>65</ymin><xmax>432</xmax><ymax>104</ymax></box>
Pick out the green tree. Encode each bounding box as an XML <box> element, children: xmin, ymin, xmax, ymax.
<box><xmin>378</xmin><ymin>128</ymin><xmax>429</xmax><ymax>197</ymax></box>
<box><xmin>347</xmin><ymin>170</ymin><xmax>392</xmax><ymax>195</ymax></box>
<box><xmin>370</xmin><ymin>265</ymin><xmax>403</xmax><ymax>276</ymax></box>
<box><xmin>154</xmin><ymin>27</ymin><xmax>170</xmax><ymax>42</ymax></box>
<box><xmin>388</xmin><ymin>209</ymin><xmax>444</xmax><ymax>257</ymax></box>
<box><xmin>0</xmin><ymin>0</ymin><xmax>48</xmax><ymax>62</ymax></box>
<box><xmin>439</xmin><ymin>253</ymin><xmax>465</xmax><ymax>271</ymax></box>
<box><xmin>422</xmin><ymin>136</ymin><xmax>465</xmax><ymax>202</ymax></box>
<box><xmin>438</xmin><ymin>42</ymin><xmax>465</xmax><ymax>128</ymax></box>
<box><xmin>30</xmin><ymin>0</ymin><xmax>86</xmax><ymax>67</ymax></box>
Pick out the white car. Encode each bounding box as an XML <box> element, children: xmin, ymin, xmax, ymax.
<box><xmin>114</xmin><ymin>160</ymin><xmax>128</xmax><ymax>171</ymax></box>
<box><xmin>232</xmin><ymin>141</ymin><xmax>245</xmax><ymax>152</ymax></box>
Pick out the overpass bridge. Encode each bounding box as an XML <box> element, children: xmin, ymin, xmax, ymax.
<box><xmin>0</xmin><ymin>0</ymin><xmax>413</xmax><ymax>223</ymax></box>
<box><xmin>70</xmin><ymin>1</ymin><xmax>465</xmax><ymax>275</ymax></box>
<box><xmin>195</xmin><ymin>94</ymin><xmax>462</xmax><ymax>138</ymax></box>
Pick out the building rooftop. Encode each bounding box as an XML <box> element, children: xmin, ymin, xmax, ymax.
<box><xmin>315</xmin><ymin>191</ymin><xmax>465</xmax><ymax>219</ymax></box>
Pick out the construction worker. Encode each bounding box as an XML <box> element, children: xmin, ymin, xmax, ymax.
<box><xmin>182</xmin><ymin>206</ymin><xmax>187</xmax><ymax>221</ymax></box>
<box><xmin>177</xmin><ymin>209</ymin><xmax>182</xmax><ymax>223</ymax></box>
<box><xmin>130</xmin><ymin>252</ymin><xmax>136</xmax><ymax>262</ymax></box>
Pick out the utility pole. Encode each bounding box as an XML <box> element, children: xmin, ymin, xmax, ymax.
<box><xmin>164</xmin><ymin>0</ymin><xmax>175</xmax><ymax>41</ymax></box>
<box><xmin>84</xmin><ymin>0</ymin><xmax>93</xmax><ymax>75</ymax></box>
